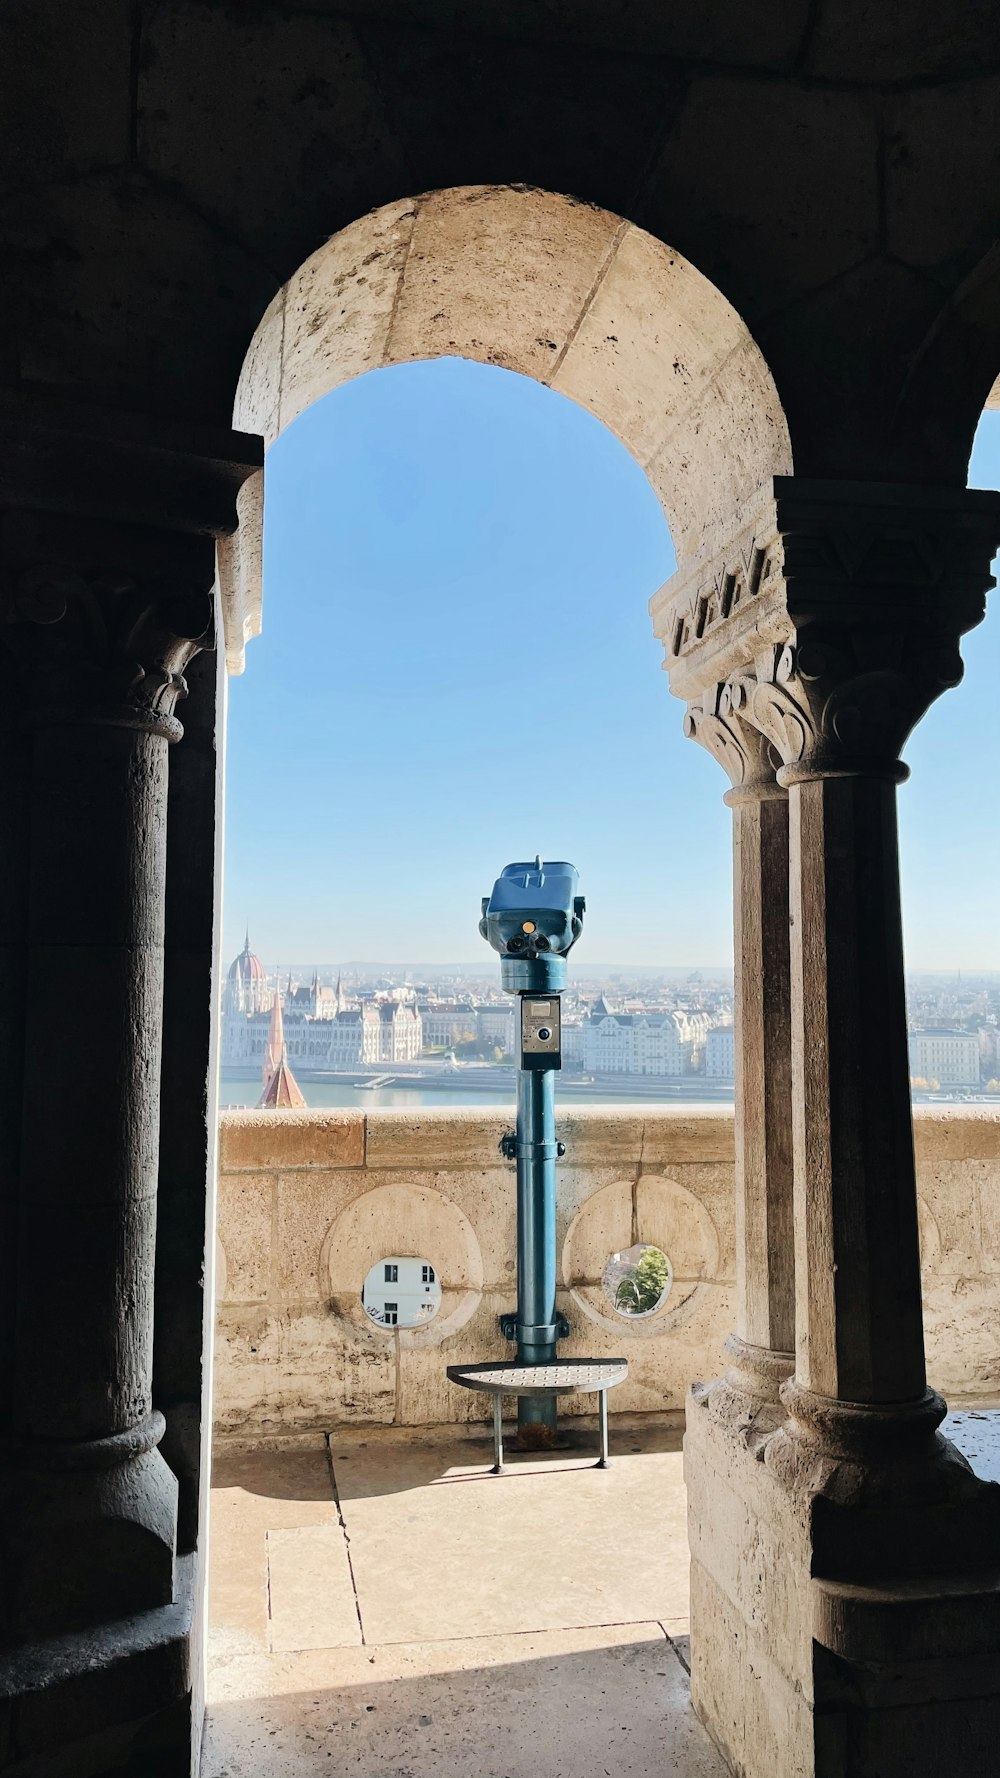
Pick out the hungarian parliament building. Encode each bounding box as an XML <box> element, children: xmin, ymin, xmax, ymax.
<box><xmin>221</xmin><ymin>934</ymin><xmax>423</xmax><ymax>1071</ymax></box>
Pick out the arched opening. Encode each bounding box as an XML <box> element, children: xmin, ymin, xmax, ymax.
<box><xmin>220</xmin><ymin>184</ymin><xmax>792</xmax><ymax>672</ymax></box>
<box><xmin>206</xmin><ymin>183</ymin><xmax>790</xmax><ymax>1763</ymax></box>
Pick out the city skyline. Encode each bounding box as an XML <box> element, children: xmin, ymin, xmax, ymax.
<box><xmin>222</xmin><ymin>358</ymin><xmax>1000</xmax><ymax>972</ymax></box>
<box><xmin>221</xmin><ymin>938</ymin><xmax>1000</xmax><ymax>1105</ymax></box>
<box><xmin>218</xmin><ymin>948</ymin><xmax>1000</xmax><ymax>983</ymax></box>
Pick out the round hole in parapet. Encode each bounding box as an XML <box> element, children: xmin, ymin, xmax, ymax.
<box><xmin>602</xmin><ymin>1243</ymin><xmax>673</xmax><ymax>1319</ymax></box>
<box><xmin>361</xmin><ymin>1256</ymin><xmax>442</xmax><ymax>1330</ymax></box>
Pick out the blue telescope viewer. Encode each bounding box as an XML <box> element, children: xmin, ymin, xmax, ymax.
<box><xmin>449</xmin><ymin>859</ymin><xmax>626</xmax><ymax>1468</ymax></box>
<box><xmin>480</xmin><ymin>859</ymin><xmax>584</xmax><ymax>1443</ymax></box>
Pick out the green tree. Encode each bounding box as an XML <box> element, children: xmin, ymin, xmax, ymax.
<box><xmin>615</xmin><ymin>1245</ymin><xmax>670</xmax><ymax>1315</ymax></box>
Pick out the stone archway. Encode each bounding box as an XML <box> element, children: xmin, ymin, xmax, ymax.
<box><xmin>219</xmin><ymin>184</ymin><xmax>792</xmax><ymax>672</ymax></box>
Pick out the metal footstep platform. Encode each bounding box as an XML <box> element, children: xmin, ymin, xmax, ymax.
<box><xmin>447</xmin><ymin>1359</ymin><xmax>628</xmax><ymax>1473</ymax></box>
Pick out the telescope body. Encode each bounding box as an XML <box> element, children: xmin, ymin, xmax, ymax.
<box><xmin>480</xmin><ymin>859</ymin><xmax>585</xmax><ymax>1442</ymax></box>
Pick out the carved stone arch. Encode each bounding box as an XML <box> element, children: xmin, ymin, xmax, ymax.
<box><xmin>222</xmin><ymin>184</ymin><xmax>792</xmax><ymax>671</ymax></box>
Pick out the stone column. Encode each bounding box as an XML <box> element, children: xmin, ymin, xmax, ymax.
<box><xmin>734</xmin><ymin>481</ymin><xmax>1000</xmax><ymax>1471</ymax></box>
<box><xmin>155</xmin><ymin>647</ymin><xmax>225</xmax><ymax>1559</ymax></box>
<box><xmin>655</xmin><ymin>479</ymin><xmax>1000</xmax><ymax>1778</ymax></box>
<box><xmin>683</xmin><ymin>691</ymin><xmax>794</xmax><ymax>1423</ymax></box>
<box><xmin>3</xmin><ymin>515</ymin><xmax>213</xmax><ymax>1638</ymax></box>
<box><xmin>0</xmin><ymin>398</ymin><xmax>261</xmax><ymax>1775</ymax></box>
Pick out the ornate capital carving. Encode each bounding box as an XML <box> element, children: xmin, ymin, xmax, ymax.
<box><xmin>683</xmin><ymin>684</ymin><xmax>781</xmax><ymax>793</ymax></box>
<box><xmin>655</xmin><ymin>478</ymin><xmax>1000</xmax><ymax>780</ymax></box>
<box><xmin>722</xmin><ymin>627</ymin><xmax>964</xmax><ymax>781</ymax></box>
<box><xmin>1</xmin><ymin>514</ymin><xmax>215</xmax><ymax>738</ymax></box>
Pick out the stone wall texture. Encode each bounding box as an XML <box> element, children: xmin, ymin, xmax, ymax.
<box><xmin>214</xmin><ymin>1105</ymin><xmax>1000</xmax><ymax>1433</ymax></box>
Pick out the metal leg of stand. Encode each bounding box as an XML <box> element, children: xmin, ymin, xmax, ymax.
<box><xmin>491</xmin><ymin>1393</ymin><xmax>504</xmax><ymax>1474</ymax></box>
<box><xmin>596</xmin><ymin>1388</ymin><xmax>610</xmax><ymax>1468</ymax></box>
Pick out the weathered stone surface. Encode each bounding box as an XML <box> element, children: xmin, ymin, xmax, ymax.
<box><xmin>220</xmin><ymin>1110</ymin><xmax>365</xmax><ymax>1172</ymax></box>
<box><xmin>216</xmin><ymin>1108</ymin><xmax>1000</xmax><ymax>1438</ymax></box>
<box><xmin>10</xmin><ymin>14</ymin><xmax>1000</xmax><ymax>1769</ymax></box>
<box><xmin>138</xmin><ymin>6</ymin><xmax>408</xmax><ymax>276</ymax></box>
<box><xmin>914</xmin><ymin>1105</ymin><xmax>1000</xmax><ymax>1162</ymax></box>
<box><xmin>885</xmin><ymin>79</ymin><xmax>1000</xmax><ymax>272</ymax></box>
<box><xmin>632</xmin><ymin>1110</ymin><xmax>735</xmax><ymax>1165</ymax></box>
<box><xmin>276</xmin><ymin>1168</ymin><xmax>371</xmax><ymax>1299</ymax></box>
<box><xmin>217</xmin><ymin>1174</ymin><xmax>274</xmax><ymax>1302</ymax></box>
<box><xmin>277</xmin><ymin>197</ymin><xmax>416</xmax><ymax>435</ymax></box>
<box><xmin>325</xmin><ymin>1179</ymin><xmax>484</xmax><ymax>1298</ymax></box>
<box><xmin>386</xmin><ymin>184</ymin><xmax>617</xmax><ymax>380</ymax></box>
<box><xmin>694</xmin><ymin>1390</ymin><xmax>1000</xmax><ymax>1769</ymax></box>
<box><xmin>924</xmin><ymin>1277</ymin><xmax>1000</xmax><ymax>1400</ymax></box>
<box><xmin>560</xmin><ymin>1175</ymin><xmax>633</xmax><ymax>1287</ymax></box>
<box><xmin>361</xmin><ymin>1106</ymin><xmax>510</xmax><ymax>1171</ymax></box>
<box><xmin>266</xmin><ymin>1525</ymin><xmax>362</xmax><ymax>1652</ymax></box>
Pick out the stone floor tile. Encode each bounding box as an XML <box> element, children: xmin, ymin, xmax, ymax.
<box><xmin>203</xmin><ymin>1624</ymin><xmax>728</xmax><ymax>1777</ymax></box>
<box><xmin>209</xmin><ymin>1446</ymin><xmax>339</xmax><ymax>1654</ymax></box>
<box><xmin>267</xmin><ymin>1525</ymin><xmax>363</xmax><ymax>1652</ymax></box>
<box><xmin>331</xmin><ymin>1431</ymin><xmax>689</xmax><ymax>1643</ymax></box>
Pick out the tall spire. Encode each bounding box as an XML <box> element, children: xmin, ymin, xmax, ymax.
<box><xmin>256</xmin><ymin>1037</ymin><xmax>306</xmax><ymax>1110</ymax></box>
<box><xmin>257</xmin><ymin>971</ymin><xmax>306</xmax><ymax>1107</ymax></box>
<box><xmin>262</xmin><ymin>971</ymin><xmax>285</xmax><ymax>1086</ymax></box>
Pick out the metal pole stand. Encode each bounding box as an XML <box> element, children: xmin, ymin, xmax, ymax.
<box><xmin>453</xmin><ymin>860</ymin><xmax>632</xmax><ymax>1462</ymax></box>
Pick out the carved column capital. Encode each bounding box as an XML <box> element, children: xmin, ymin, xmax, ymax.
<box><xmin>3</xmin><ymin>552</ymin><xmax>214</xmax><ymax>739</ymax></box>
<box><xmin>719</xmin><ymin>626</ymin><xmax>963</xmax><ymax>784</ymax></box>
<box><xmin>682</xmin><ymin>684</ymin><xmax>783</xmax><ymax>797</ymax></box>
<box><xmin>654</xmin><ymin>476</ymin><xmax>1000</xmax><ymax>780</ymax></box>
<box><xmin>0</xmin><ymin>389</ymin><xmax>263</xmax><ymax>705</ymax></box>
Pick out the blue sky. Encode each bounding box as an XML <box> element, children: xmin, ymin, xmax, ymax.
<box><xmin>222</xmin><ymin>358</ymin><xmax>999</xmax><ymax>972</ymax></box>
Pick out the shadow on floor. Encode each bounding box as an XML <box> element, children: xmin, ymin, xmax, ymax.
<box><xmin>203</xmin><ymin>1629</ymin><xmax>726</xmax><ymax>1778</ymax></box>
<box><xmin>212</xmin><ymin>1446</ymin><xmax>335</xmax><ymax>1502</ymax></box>
<box><xmin>330</xmin><ymin>1421</ymin><xmax>685</xmax><ymax>1503</ymax></box>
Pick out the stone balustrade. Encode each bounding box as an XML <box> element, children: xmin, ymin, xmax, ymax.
<box><xmin>214</xmin><ymin>1105</ymin><xmax>1000</xmax><ymax>1435</ymax></box>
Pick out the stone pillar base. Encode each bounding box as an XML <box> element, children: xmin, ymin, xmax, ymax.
<box><xmin>685</xmin><ymin>1386</ymin><xmax>1000</xmax><ymax>1778</ymax></box>
<box><xmin>0</xmin><ymin>1556</ymin><xmax>196</xmax><ymax>1778</ymax></box>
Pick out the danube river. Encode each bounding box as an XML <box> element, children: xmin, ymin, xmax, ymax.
<box><xmin>217</xmin><ymin>1073</ymin><xmax>996</xmax><ymax>1113</ymax></box>
<box><xmin>218</xmin><ymin>1072</ymin><xmax>736</xmax><ymax>1112</ymax></box>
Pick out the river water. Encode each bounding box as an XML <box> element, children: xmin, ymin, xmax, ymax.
<box><xmin>217</xmin><ymin>1075</ymin><xmax>990</xmax><ymax>1114</ymax></box>
<box><xmin>218</xmin><ymin>1073</ymin><xmax>735</xmax><ymax>1112</ymax></box>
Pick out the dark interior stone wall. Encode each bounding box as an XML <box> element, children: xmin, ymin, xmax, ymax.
<box><xmin>0</xmin><ymin>2</ymin><xmax>999</xmax><ymax>483</ymax></box>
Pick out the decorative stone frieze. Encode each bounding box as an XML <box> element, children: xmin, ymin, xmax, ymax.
<box><xmin>655</xmin><ymin>476</ymin><xmax>1000</xmax><ymax>781</ymax></box>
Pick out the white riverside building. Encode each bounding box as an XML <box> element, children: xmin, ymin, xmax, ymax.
<box><xmin>582</xmin><ymin>1002</ymin><xmax>710</xmax><ymax>1077</ymax></box>
<box><xmin>417</xmin><ymin>1002</ymin><xmax>477</xmax><ymax>1048</ymax></box>
<box><xmin>908</xmin><ymin>1028</ymin><xmax>982</xmax><ymax>1087</ymax></box>
<box><xmin>706</xmin><ymin>1025</ymin><xmax>736</xmax><ymax>1081</ymax></box>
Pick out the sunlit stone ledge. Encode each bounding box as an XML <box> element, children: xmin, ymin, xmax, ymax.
<box><xmin>214</xmin><ymin>1106</ymin><xmax>1000</xmax><ymax>1435</ymax></box>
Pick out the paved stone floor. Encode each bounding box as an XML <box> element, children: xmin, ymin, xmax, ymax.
<box><xmin>203</xmin><ymin>1420</ymin><xmax>726</xmax><ymax>1777</ymax></box>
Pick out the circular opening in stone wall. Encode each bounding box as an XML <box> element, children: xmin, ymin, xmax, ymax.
<box><xmin>603</xmin><ymin>1244</ymin><xmax>673</xmax><ymax>1319</ymax></box>
<box><xmin>362</xmin><ymin>1256</ymin><xmax>442</xmax><ymax>1329</ymax></box>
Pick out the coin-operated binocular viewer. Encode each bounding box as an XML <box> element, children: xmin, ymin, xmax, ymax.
<box><xmin>483</xmin><ymin>860</ymin><xmax>583</xmax><ymax>1442</ymax></box>
<box><xmin>448</xmin><ymin>859</ymin><xmax>627</xmax><ymax>1468</ymax></box>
